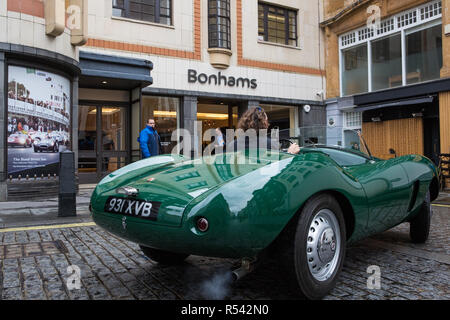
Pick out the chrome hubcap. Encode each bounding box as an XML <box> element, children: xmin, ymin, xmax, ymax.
<box><xmin>306</xmin><ymin>209</ymin><xmax>341</xmax><ymax>282</ymax></box>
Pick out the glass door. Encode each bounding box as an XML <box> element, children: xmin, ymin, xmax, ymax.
<box><xmin>100</xmin><ymin>106</ymin><xmax>128</xmax><ymax>179</ymax></box>
<box><xmin>78</xmin><ymin>106</ymin><xmax>98</xmax><ymax>184</ymax></box>
<box><xmin>78</xmin><ymin>105</ymin><xmax>128</xmax><ymax>184</ymax></box>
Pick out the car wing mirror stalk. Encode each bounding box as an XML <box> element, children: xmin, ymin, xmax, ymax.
<box><xmin>389</xmin><ymin>148</ymin><xmax>397</xmax><ymax>158</ymax></box>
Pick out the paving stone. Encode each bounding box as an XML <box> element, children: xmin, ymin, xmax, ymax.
<box><xmin>0</xmin><ymin>206</ymin><xmax>448</xmax><ymax>300</ymax></box>
<box><xmin>2</xmin><ymin>287</ymin><xmax>23</xmax><ymax>300</ymax></box>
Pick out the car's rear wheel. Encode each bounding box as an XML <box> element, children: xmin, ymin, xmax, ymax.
<box><xmin>279</xmin><ymin>194</ymin><xmax>346</xmax><ymax>299</ymax></box>
<box><xmin>410</xmin><ymin>190</ymin><xmax>431</xmax><ymax>243</ymax></box>
<box><xmin>139</xmin><ymin>245</ymin><xmax>189</xmax><ymax>265</ymax></box>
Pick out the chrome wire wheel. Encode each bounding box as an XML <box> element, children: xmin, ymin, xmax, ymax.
<box><xmin>306</xmin><ymin>209</ymin><xmax>341</xmax><ymax>282</ymax></box>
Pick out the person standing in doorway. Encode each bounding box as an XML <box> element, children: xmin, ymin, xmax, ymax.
<box><xmin>139</xmin><ymin>118</ymin><xmax>162</xmax><ymax>159</ymax></box>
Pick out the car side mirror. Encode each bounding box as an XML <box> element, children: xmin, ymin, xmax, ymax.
<box><xmin>389</xmin><ymin>148</ymin><xmax>397</xmax><ymax>158</ymax></box>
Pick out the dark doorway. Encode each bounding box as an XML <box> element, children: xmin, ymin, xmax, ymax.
<box><xmin>423</xmin><ymin>117</ymin><xmax>440</xmax><ymax>165</ymax></box>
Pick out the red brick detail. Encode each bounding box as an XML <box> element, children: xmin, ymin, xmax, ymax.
<box><xmin>7</xmin><ymin>0</ymin><xmax>44</xmax><ymax>18</ymax></box>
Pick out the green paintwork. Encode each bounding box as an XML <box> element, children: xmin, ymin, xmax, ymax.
<box><xmin>90</xmin><ymin>147</ymin><xmax>438</xmax><ymax>259</ymax></box>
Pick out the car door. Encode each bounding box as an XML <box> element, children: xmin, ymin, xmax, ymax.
<box><xmin>344</xmin><ymin>157</ymin><xmax>411</xmax><ymax>236</ymax></box>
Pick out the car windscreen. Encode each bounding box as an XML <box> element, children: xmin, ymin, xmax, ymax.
<box><xmin>314</xmin><ymin>148</ymin><xmax>369</xmax><ymax>166</ymax></box>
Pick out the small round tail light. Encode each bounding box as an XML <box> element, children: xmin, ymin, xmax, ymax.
<box><xmin>196</xmin><ymin>217</ymin><xmax>209</xmax><ymax>232</ymax></box>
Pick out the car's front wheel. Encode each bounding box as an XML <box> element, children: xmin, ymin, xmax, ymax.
<box><xmin>139</xmin><ymin>245</ymin><xmax>189</xmax><ymax>265</ymax></box>
<box><xmin>409</xmin><ymin>190</ymin><xmax>431</xmax><ymax>243</ymax></box>
<box><xmin>280</xmin><ymin>194</ymin><xmax>346</xmax><ymax>299</ymax></box>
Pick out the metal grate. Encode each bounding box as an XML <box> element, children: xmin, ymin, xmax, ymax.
<box><xmin>0</xmin><ymin>240</ymin><xmax>68</xmax><ymax>259</ymax></box>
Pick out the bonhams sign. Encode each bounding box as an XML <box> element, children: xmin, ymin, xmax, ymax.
<box><xmin>188</xmin><ymin>69</ymin><xmax>258</xmax><ymax>89</ymax></box>
<box><xmin>44</xmin><ymin>0</ymin><xmax>88</xmax><ymax>46</ymax></box>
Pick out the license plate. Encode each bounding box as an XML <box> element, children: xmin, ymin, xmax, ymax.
<box><xmin>104</xmin><ymin>196</ymin><xmax>161</xmax><ymax>221</ymax></box>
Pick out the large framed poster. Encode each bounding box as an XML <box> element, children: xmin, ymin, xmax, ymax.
<box><xmin>7</xmin><ymin>65</ymin><xmax>71</xmax><ymax>178</ymax></box>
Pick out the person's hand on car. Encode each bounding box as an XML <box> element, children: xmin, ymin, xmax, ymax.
<box><xmin>288</xmin><ymin>143</ymin><xmax>300</xmax><ymax>154</ymax></box>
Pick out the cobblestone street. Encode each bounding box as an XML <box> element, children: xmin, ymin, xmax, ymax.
<box><xmin>0</xmin><ymin>206</ymin><xmax>448</xmax><ymax>300</ymax></box>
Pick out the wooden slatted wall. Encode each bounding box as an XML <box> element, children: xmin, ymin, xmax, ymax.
<box><xmin>440</xmin><ymin>92</ymin><xmax>450</xmax><ymax>189</ymax></box>
<box><xmin>362</xmin><ymin>118</ymin><xmax>424</xmax><ymax>160</ymax></box>
<box><xmin>440</xmin><ymin>92</ymin><xmax>450</xmax><ymax>155</ymax></box>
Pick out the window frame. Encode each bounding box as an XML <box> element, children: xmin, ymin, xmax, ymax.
<box><xmin>208</xmin><ymin>0</ymin><xmax>231</xmax><ymax>50</ymax></box>
<box><xmin>112</xmin><ymin>0</ymin><xmax>172</xmax><ymax>26</ymax></box>
<box><xmin>258</xmin><ymin>2</ymin><xmax>298</xmax><ymax>47</ymax></box>
<box><xmin>338</xmin><ymin>0</ymin><xmax>442</xmax><ymax>97</ymax></box>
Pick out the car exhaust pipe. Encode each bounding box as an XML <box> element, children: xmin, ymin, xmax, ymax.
<box><xmin>231</xmin><ymin>258</ymin><xmax>256</xmax><ymax>282</ymax></box>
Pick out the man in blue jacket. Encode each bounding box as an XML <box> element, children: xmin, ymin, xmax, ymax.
<box><xmin>138</xmin><ymin>119</ymin><xmax>162</xmax><ymax>158</ymax></box>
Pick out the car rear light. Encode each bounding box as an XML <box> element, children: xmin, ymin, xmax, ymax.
<box><xmin>196</xmin><ymin>217</ymin><xmax>209</xmax><ymax>232</ymax></box>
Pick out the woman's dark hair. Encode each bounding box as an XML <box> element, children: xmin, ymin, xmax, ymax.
<box><xmin>237</xmin><ymin>107</ymin><xmax>269</xmax><ymax>131</ymax></box>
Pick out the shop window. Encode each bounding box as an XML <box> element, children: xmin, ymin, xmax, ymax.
<box><xmin>406</xmin><ymin>24</ymin><xmax>442</xmax><ymax>84</ymax></box>
<box><xmin>208</xmin><ymin>0</ymin><xmax>231</xmax><ymax>49</ymax></box>
<box><xmin>258</xmin><ymin>3</ymin><xmax>298</xmax><ymax>46</ymax></box>
<box><xmin>112</xmin><ymin>0</ymin><xmax>172</xmax><ymax>25</ymax></box>
<box><xmin>260</xmin><ymin>104</ymin><xmax>298</xmax><ymax>141</ymax></box>
<box><xmin>142</xmin><ymin>96</ymin><xmax>179</xmax><ymax>155</ymax></box>
<box><xmin>371</xmin><ymin>33</ymin><xmax>402</xmax><ymax>90</ymax></box>
<box><xmin>342</xmin><ymin>43</ymin><xmax>368</xmax><ymax>96</ymax></box>
<box><xmin>197</xmin><ymin>103</ymin><xmax>237</xmax><ymax>151</ymax></box>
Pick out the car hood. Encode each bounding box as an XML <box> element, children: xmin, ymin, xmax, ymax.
<box><xmin>91</xmin><ymin>150</ymin><xmax>292</xmax><ymax>226</ymax></box>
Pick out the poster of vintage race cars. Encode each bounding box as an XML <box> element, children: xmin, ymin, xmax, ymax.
<box><xmin>7</xmin><ymin>65</ymin><xmax>71</xmax><ymax>178</ymax></box>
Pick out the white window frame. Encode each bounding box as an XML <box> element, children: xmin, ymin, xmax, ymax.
<box><xmin>339</xmin><ymin>0</ymin><xmax>442</xmax><ymax>97</ymax></box>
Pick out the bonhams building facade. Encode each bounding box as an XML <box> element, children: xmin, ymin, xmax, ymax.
<box><xmin>0</xmin><ymin>0</ymin><xmax>327</xmax><ymax>201</ymax></box>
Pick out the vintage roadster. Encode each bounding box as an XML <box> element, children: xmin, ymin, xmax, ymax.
<box><xmin>90</xmin><ymin>135</ymin><xmax>439</xmax><ymax>299</ymax></box>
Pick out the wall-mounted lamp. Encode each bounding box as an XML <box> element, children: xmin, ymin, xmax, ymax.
<box><xmin>371</xmin><ymin>117</ymin><xmax>381</xmax><ymax>122</ymax></box>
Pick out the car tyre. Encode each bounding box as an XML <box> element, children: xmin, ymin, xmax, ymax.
<box><xmin>139</xmin><ymin>245</ymin><xmax>189</xmax><ymax>265</ymax></box>
<box><xmin>278</xmin><ymin>193</ymin><xmax>346</xmax><ymax>300</ymax></box>
<box><xmin>409</xmin><ymin>190</ymin><xmax>431</xmax><ymax>243</ymax></box>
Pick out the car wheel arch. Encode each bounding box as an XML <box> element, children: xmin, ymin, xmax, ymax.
<box><xmin>429</xmin><ymin>177</ymin><xmax>439</xmax><ymax>202</ymax></box>
<box><xmin>286</xmin><ymin>190</ymin><xmax>356</xmax><ymax>242</ymax></box>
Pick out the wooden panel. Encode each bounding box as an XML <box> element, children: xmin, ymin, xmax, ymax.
<box><xmin>362</xmin><ymin>118</ymin><xmax>424</xmax><ymax>160</ymax></box>
<box><xmin>439</xmin><ymin>92</ymin><xmax>450</xmax><ymax>189</ymax></box>
<box><xmin>439</xmin><ymin>92</ymin><xmax>450</xmax><ymax>154</ymax></box>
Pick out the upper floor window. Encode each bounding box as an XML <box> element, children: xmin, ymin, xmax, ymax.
<box><xmin>258</xmin><ymin>3</ymin><xmax>298</xmax><ymax>46</ymax></box>
<box><xmin>112</xmin><ymin>0</ymin><xmax>172</xmax><ymax>25</ymax></box>
<box><xmin>208</xmin><ymin>0</ymin><xmax>231</xmax><ymax>49</ymax></box>
<box><xmin>339</xmin><ymin>0</ymin><xmax>442</xmax><ymax>96</ymax></box>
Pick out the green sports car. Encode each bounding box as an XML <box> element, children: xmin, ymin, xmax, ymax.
<box><xmin>89</xmin><ymin>136</ymin><xmax>439</xmax><ymax>299</ymax></box>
